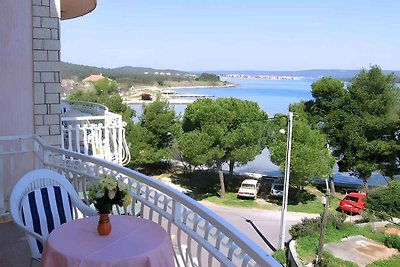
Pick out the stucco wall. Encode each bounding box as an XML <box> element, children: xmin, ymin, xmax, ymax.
<box><xmin>0</xmin><ymin>0</ymin><xmax>34</xmax><ymax>136</ymax></box>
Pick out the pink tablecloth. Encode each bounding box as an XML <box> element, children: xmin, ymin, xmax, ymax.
<box><xmin>40</xmin><ymin>215</ymin><xmax>175</xmax><ymax>267</ymax></box>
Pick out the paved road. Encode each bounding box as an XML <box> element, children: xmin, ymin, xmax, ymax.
<box><xmin>200</xmin><ymin>200</ymin><xmax>319</xmax><ymax>255</ymax></box>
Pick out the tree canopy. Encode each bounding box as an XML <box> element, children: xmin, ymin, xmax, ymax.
<box><xmin>179</xmin><ymin>97</ymin><xmax>267</xmax><ymax>198</ymax></box>
<box><xmin>267</xmin><ymin>107</ymin><xmax>335</xmax><ymax>197</ymax></box>
<box><xmin>195</xmin><ymin>73</ymin><xmax>220</xmax><ymax>82</ymax></box>
<box><xmin>68</xmin><ymin>78</ymin><xmax>134</xmax><ymax>122</ymax></box>
<box><xmin>128</xmin><ymin>99</ymin><xmax>178</xmax><ymax>165</ymax></box>
<box><xmin>304</xmin><ymin>66</ymin><xmax>400</xmax><ymax>187</ymax></box>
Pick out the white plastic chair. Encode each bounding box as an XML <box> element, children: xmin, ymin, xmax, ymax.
<box><xmin>9</xmin><ymin>169</ymin><xmax>97</xmax><ymax>263</ymax></box>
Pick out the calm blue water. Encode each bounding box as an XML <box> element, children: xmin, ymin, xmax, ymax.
<box><xmin>129</xmin><ymin>78</ymin><xmax>391</xmax><ymax>186</ymax></box>
<box><xmin>131</xmin><ymin>78</ymin><xmax>314</xmax><ymax>118</ymax></box>
<box><xmin>172</xmin><ymin>77</ymin><xmax>313</xmax><ymax>116</ymax></box>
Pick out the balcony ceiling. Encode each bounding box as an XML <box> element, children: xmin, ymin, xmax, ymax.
<box><xmin>61</xmin><ymin>0</ymin><xmax>97</xmax><ymax>20</ymax></box>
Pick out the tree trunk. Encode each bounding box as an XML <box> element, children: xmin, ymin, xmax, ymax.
<box><xmin>217</xmin><ymin>162</ymin><xmax>226</xmax><ymax>199</ymax></box>
<box><xmin>229</xmin><ymin>160</ymin><xmax>235</xmax><ymax>179</ymax></box>
<box><xmin>329</xmin><ymin>175</ymin><xmax>336</xmax><ymax>195</ymax></box>
<box><xmin>363</xmin><ymin>178</ymin><xmax>369</xmax><ymax>194</ymax></box>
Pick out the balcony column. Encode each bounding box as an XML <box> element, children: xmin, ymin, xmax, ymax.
<box><xmin>32</xmin><ymin>0</ymin><xmax>62</xmax><ymax>146</ymax></box>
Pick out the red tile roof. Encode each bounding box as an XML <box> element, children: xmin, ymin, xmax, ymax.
<box><xmin>82</xmin><ymin>74</ymin><xmax>105</xmax><ymax>82</ymax></box>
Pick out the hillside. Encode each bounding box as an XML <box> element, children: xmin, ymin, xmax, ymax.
<box><xmin>61</xmin><ymin>62</ymin><xmax>190</xmax><ymax>80</ymax></box>
<box><xmin>60</xmin><ymin>62</ymin><xmax>230</xmax><ymax>90</ymax></box>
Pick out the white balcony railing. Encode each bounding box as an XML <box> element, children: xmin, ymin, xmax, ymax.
<box><xmin>61</xmin><ymin>100</ymin><xmax>131</xmax><ymax>166</ymax></box>
<box><xmin>0</xmin><ymin>135</ymin><xmax>280</xmax><ymax>267</ymax></box>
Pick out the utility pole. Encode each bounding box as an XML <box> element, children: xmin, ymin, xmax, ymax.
<box><xmin>278</xmin><ymin>112</ymin><xmax>293</xmax><ymax>250</ymax></box>
<box><xmin>316</xmin><ymin>178</ymin><xmax>330</xmax><ymax>264</ymax></box>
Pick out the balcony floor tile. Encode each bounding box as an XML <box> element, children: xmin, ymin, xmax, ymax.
<box><xmin>0</xmin><ymin>218</ymin><xmax>37</xmax><ymax>267</ymax></box>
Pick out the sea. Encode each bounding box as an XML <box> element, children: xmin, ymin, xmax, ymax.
<box><xmin>129</xmin><ymin>77</ymin><xmax>391</xmax><ymax>188</ymax></box>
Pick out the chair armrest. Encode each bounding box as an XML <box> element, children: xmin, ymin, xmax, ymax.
<box><xmin>13</xmin><ymin>220</ymin><xmax>46</xmax><ymax>244</ymax></box>
<box><xmin>80</xmin><ymin>204</ymin><xmax>98</xmax><ymax>217</ymax></box>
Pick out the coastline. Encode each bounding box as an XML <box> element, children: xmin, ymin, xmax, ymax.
<box><xmin>124</xmin><ymin>98</ymin><xmax>195</xmax><ymax>105</ymax></box>
<box><xmin>167</xmin><ymin>83</ymin><xmax>237</xmax><ymax>90</ymax></box>
<box><xmin>122</xmin><ymin>83</ymin><xmax>237</xmax><ymax>105</ymax></box>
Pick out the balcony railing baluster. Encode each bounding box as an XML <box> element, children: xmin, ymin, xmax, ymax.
<box><xmin>0</xmin><ymin>135</ymin><xmax>280</xmax><ymax>267</ymax></box>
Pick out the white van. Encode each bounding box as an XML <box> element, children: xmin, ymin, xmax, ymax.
<box><xmin>237</xmin><ymin>179</ymin><xmax>259</xmax><ymax>199</ymax></box>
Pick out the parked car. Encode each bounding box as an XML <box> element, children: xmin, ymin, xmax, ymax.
<box><xmin>270</xmin><ymin>181</ymin><xmax>284</xmax><ymax>197</ymax></box>
<box><xmin>237</xmin><ymin>179</ymin><xmax>259</xmax><ymax>199</ymax></box>
<box><xmin>338</xmin><ymin>192</ymin><xmax>366</xmax><ymax>214</ymax></box>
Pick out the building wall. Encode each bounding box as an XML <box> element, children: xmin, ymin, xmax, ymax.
<box><xmin>0</xmin><ymin>0</ymin><xmax>34</xmax><ymax>137</ymax></box>
<box><xmin>32</xmin><ymin>0</ymin><xmax>62</xmax><ymax>146</ymax></box>
<box><xmin>0</xmin><ymin>0</ymin><xmax>62</xmax><ymax>146</ymax></box>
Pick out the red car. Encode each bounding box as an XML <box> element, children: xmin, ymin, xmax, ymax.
<box><xmin>338</xmin><ymin>192</ymin><xmax>366</xmax><ymax>214</ymax></box>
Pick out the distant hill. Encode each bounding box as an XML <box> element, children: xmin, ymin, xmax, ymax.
<box><xmin>206</xmin><ymin>69</ymin><xmax>400</xmax><ymax>80</ymax></box>
<box><xmin>60</xmin><ymin>62</ymin><xmax>191</xmax><ymax>81</ymax></box>
<box><xmin>60</xmin><ymin>62</ymin><xmax>230</xmax><ymax>89</ymax></box>
<box><xmin>61</xmin><ymin>62</ymin><xmax>400</xmax><ymax>83</ymax></box>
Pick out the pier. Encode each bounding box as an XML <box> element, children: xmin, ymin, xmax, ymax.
<box><xmin>122</xmin><ymin>90</ymin><xmax>215</xmax><ymax>105</ymax></box>
<box><xmin>168</xmin><ymin>93</ymin><xmax>214</xmax><ymax>98</ymax></box>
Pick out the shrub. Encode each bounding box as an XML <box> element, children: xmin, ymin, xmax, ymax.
<box><xmin>366</xmin><ymin>180</ymin><xmax>400</xmax><ymax>220</ymax></box>
<box><xmin>384</xmin><ymin>234</ymin><xmax>400</xmax><ymax>249</ymax></box>
<box><xmin>359</xmin><ymin>211</ymin><xmax>378</xmax><ymax>223</ymax></box>
<box><xmin>289</xmin><ymin>217</ymin><xmax>320</xmax><ymax>239</ymax></box>
<box><xmin>299</xmin><ymin>190</ymin><xmax>317</xmax><ymax>204</ymax></box>
<box><xmin>272</xmin><ymin>249</ymin><xmax>286</xmax><ymax>265</ymax></box>
<box><xmin>326</xmin><ymin>213</ymin><xmax>348</xmax><ymax>231</ymax></box>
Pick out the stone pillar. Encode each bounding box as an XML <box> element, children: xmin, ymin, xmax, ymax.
<box><xmin>32</xmin><ymin>0</ymin><xmax>61</xmax><ymax>146</ymax></box>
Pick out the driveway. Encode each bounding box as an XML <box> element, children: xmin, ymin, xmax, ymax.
<box><xmin>199</xmin><ymin>200</ymin><xmax>319</xmax><ymax>255</ymax></box>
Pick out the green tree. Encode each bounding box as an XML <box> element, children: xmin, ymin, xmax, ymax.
<box><xmin>366</xmin><ymin>180</ymin><xmax>400</xmax><ymax>220</ymax></box>
<box><xmin>195</xmin><ymin>73</ymin><xmax>220</xmax><ymax>82</ymax></box>
<box><xmin>93</xmin><ymin>78</ymin><xmax>118</xmax><ymax>95</ymax></box>
<box><xmin>68</xmin><ymin>90</ymin><xmax>134</xmax><ymax>123</ymax></box>
<box><xmin>268</xmin><ymin>108</ymin><xmax>335</xmax><ymax>199</ymax></box>
<box><xmin>128</xmin><ymin>99</ymin><xmax>178</xmax><ymax>165</ymax></box>
<box><xmin>304</xmin><ymin>66</ymin><xmax>400</xmax><ymax>189</ymax></box>
<box><xmin>218</xmin><ymin>98</ymin><xmax>268</xmax><ymax>178</ymax></box>
<box><xmin>179</xmin><ymin>98</ymin><xmax>267</xmax><ymax>198</ymax></box>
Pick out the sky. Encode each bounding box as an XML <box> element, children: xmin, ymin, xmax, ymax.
<box><xmin>61</xmin><ymin>0</ymin><xmax>400</xmax><ymax>71</ymax></box>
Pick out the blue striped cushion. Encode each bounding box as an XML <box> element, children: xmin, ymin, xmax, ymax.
<box><xmin>21</xmin><ymin>186</ymin><xmax>73</xmax><ymax>258</ymax></box>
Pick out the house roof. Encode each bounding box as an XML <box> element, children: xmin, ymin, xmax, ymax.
<box><xmin>82</xmin><ymin>74</ymin><xmax>105</xmax><ymax>82</ymax></box>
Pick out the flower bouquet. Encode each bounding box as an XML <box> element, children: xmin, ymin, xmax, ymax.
<box><xmin>88</xmin><ymin>174</ymin><xmax>132</xmax><ymax>235</ymax></box>
<box><xmin>88</xmin><ymin>174</ymin><xmax>132</xmax><ymax>214</ymax></box>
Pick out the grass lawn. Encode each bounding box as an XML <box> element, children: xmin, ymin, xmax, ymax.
<box><xmin>169</xmin><ymin>169</ymin><xmax>346</xmax><ymax>214</ymax></box>
<box><xmin>366</xmin><ymin>254</ymin><xmax>400</xmax><ymax>267</ymax></box>
<box><xmin>205</xmin><ymin>185</ymin><xmax>345</xmax><ymax>214</ymax></box>
<box><xmin>205</xmin><ymin>192</ymin><xmax>279</xmax><ymax>210</ymax></box>
<box><xmin>295</xmin><ymin>221</ymin><xmax>387</xmax><ymax>265</ymax></box>
<box><xmin>287</xmin><ymin>187</ymin><xmax>344</xmax><ymax>214</ymax></box>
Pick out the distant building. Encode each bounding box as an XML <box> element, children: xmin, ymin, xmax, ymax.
<box><xmin>141</xmin><ymin>93</ymin><xmax>152</xmax><ymax>101</ymax></box>
<box><xmin>82</xmin><ymin>74</ymin><xmax>105</xmax><ymax>82</ymax></box>
<box><xmin>161</xmin><ymin>90</ymin><xmax>176</xmax><ymax>95</ymax></box>
<box><xmin>61</xmin><ymin>79</ymin><xmax>76</xmax><ymax>90</ymax></box>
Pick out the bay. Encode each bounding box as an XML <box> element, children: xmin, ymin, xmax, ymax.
<box><xmin>130</xmin><ymin>78</ymin><xmax>314</xmax><ymax>119</ymax></box>
<box><xmin>129</xmin><ymin>77</ymin><xmax>390</xmax><ymax>187</ymax></box>
<box><xmin>175</xmin><ymin>77</ymin><xmax>314</xmax><ymax>116</ymax></box>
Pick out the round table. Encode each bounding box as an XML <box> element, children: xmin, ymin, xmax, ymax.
<box><xmin>40</xmin><ymin>215</ymin><xmax>175</xmax><ymax>267</ymax></box>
